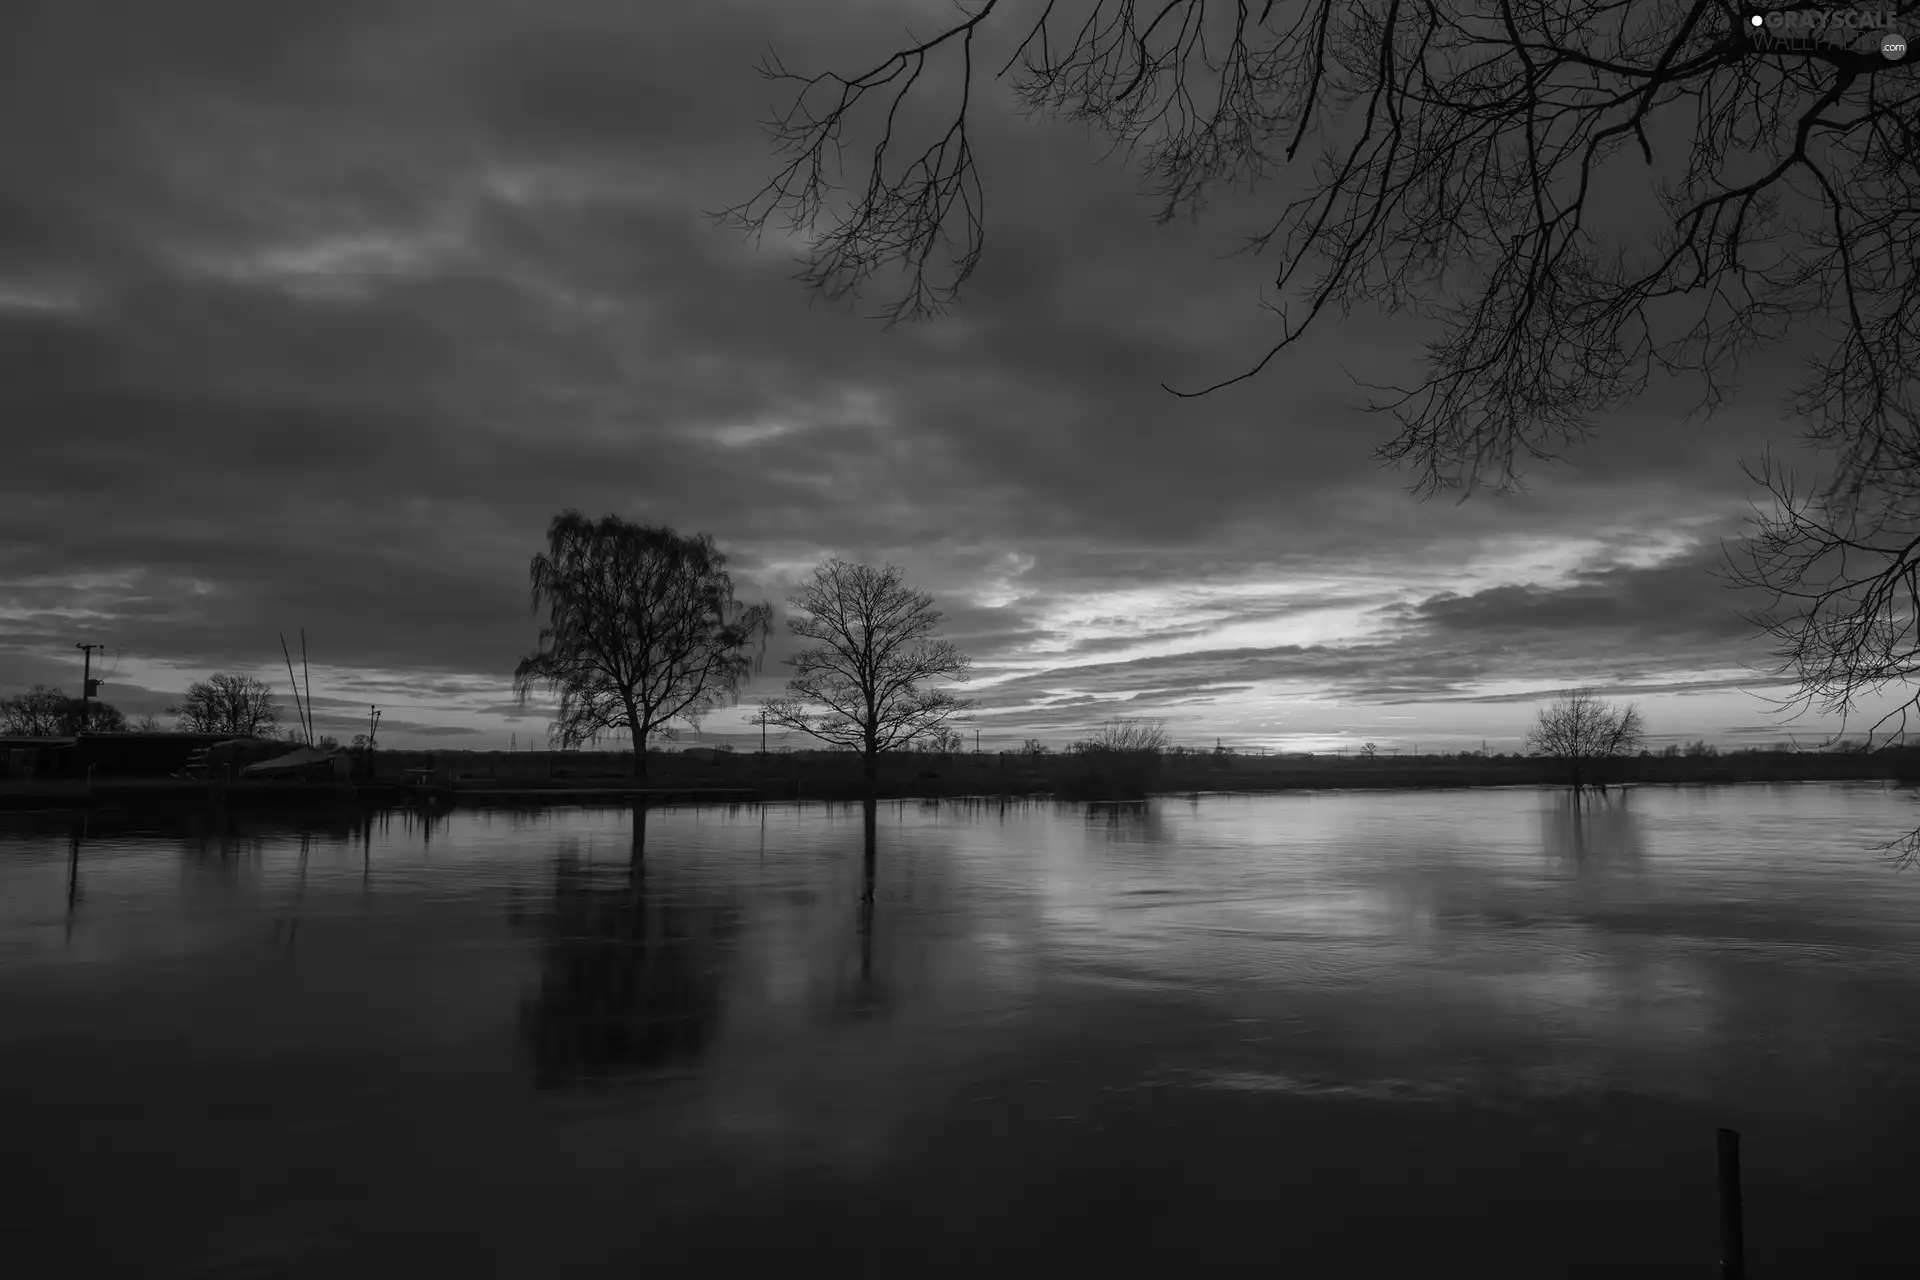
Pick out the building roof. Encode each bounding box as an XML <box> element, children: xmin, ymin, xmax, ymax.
<box><xmin>242</xmin><ymin>745</ymin><xmax>342</xmax><ymax>775</ymax></box>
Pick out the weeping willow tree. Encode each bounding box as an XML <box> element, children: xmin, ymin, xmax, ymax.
<box><xmin>513</xmin><ymin>512</ymin><xmax>772</xmax><ymax>779</ymax></box>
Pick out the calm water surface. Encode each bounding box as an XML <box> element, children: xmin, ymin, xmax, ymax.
<box><xmin>5</xmin><ymin>784</ymin><xmax>1919</xmax><ymax>1277</ymax></box>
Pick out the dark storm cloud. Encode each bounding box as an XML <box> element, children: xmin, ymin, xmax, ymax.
<box><xmin>1405</xmin><ymin>541</ymin><xmax>1759</xmax><ymax>648</ymax></box>
<box><xmin>0</xmin><ymin>1</ymin><xmax>1805</xmax><ymax>744</ymax></box>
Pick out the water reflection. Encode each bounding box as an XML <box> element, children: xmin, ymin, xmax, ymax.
<box><xmin>8</xmin><ymin>787</ymin><xmax>1920</xmax><ymax>1276</ymax></box>
<box><xmin>849</xmin><ymin>797</ymin><xmax>882</xmax><ymax>1018</ymax></box>
<box><xmin>1086</xmin><ymin>798</ymin><xmax>1160</xmax><ymax>842</ymax></box>
<box><xmin>519</xmin><ymin>804</ymin><xmax>735</xmax><ymax>1088</ymax></box>
<box><xmin>64</xmin><ymin>816</ymin><xmax>84</xmax><ymax>945</ymax></box>
<box><xmin>1539</xmin><ymin>788</ymin><xmax>1647</xmax><ymax>871</ymax></box>
<box><xmin>266</xmin><ymin>832</ymin><xmax>310</xmax><ymax>948</ymax></box>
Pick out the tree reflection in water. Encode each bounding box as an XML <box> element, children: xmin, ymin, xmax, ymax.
<box><xmin>1541</xmin><ymin>787</ymin><xmax>1647</xmax><ymax>873</ymax></box>
<box><xmin>519</xmin><ymin>803</ymin><xmax>732</xmax><ymax>1088</ymax></box>
<box><xmin>1086</xmin><ymin>799</ymin><xmax>1161</xmax><ymax>842</ymax></box>
<box><xmin>846</xmin><ymin>796</ymin><xmax>883</xmax><ymax>1020</ymax></box>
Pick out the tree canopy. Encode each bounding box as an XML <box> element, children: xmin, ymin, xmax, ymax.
<box><xmin>513</xmin><ymin>512</ymin><xmax>772</xmax><ymax>778</ymax></box>
<box><xmin>0</xmin><ymin>684</ymin><xmax>126</xmax><ymax>736</ymax></box>
<box><xmin>170</xmin><ymin>674</ymin><xmax>280</xmax><ymax>737</ymax></box>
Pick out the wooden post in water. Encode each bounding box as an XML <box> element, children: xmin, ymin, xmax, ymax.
<box><xmin>1717</xmin><ymin>1127</ymin><xmax>1745</xmax><ymax>1280</ymax></box>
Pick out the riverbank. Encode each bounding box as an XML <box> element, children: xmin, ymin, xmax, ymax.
<box><xmin>6</xmin><ymin>746</ymin><xmax>1917</xmax><ymax>810</ymax></box>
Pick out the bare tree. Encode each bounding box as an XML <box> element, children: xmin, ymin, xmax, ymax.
<box><xmin>1526</xmin><ymin>688</ymin><xmax>1646</xmax><ymax>792</ymax></box>
<box><xmin>1729</xmin><ymin>461</ymin><xmax>1920</xmax><ymax>863</ymax></box>
<box><xmin>723</xmin><ymin>4</ymin><xmax>1916</xmax><ymax>501</ymax></box>
<box><xmin>912</xmin><ymin>726</ymin><xmax>968</xmax><ymax>755</ymax></box>
<box><xmin>1072</xmin><ymin>716</ymin><xmax>1172</xmax><ymax>754</ymax></box>
<box><xmin>514</xmin><ymin>512</ymin><xmax>771</xmax><ymax>780</ymax></box>
<box><xmin>763</xmin><ymin>560</ymin><xmax>974</xmax><ymax>790</ymax></box>
<box><xmin>73</xmin><ymin>702</ymin><xmax>127</xmax><ymax>733</ymax></box>
<box><xmin>1730</xmin><ymin>453</ymin><xmax>1920</xmax><ymax>744</ymax></box>
<box><xmin>0</xmin><ymin>685</ymin><xmax>71</xmax><ymax>736</ymax></box>
<box><xmin>170</xmin><ymin>675</ymin><xmax>279</xmax><ymax>736</ymax></box>
<box><xmin>133</xmin><ymin>712</ymin><xmax>163</xmax><ymax>733</ymax></box>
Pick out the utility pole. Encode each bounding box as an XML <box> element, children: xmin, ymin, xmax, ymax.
<box><xmin>75</xmin><ymin>643</ymin><xmax>104</xmax><ymax>734</ymax></box>
<box><xmin>367</xmin><ymin>705</ymin><xmax>381</xmax><ymax>750</ymax></box>
<box><xmin>975</xmin><ymin>727</ymin><xmax>981</xmax><ymax>754</ymax></box>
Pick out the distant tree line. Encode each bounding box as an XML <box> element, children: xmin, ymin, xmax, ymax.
<box><xmin>0</xmin><ymin>685</ymin><xmax>127</xmax><ymax>735</ymax></box>
<box><xmin>0</xmin><ymin>672</ymin><xmax>297</xmax><ymax>740</ymax></box>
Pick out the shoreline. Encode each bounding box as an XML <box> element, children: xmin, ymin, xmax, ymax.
<box><xmin>4</xmin><ymin>752</ymin><xmax>1916</xmax><ymax>813</ymax></box>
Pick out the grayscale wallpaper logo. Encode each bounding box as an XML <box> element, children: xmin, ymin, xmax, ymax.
<box><xmin>1744</xmin><ymin>7</ymin><xmax>1908</xmax><ymax>55</ymax></box>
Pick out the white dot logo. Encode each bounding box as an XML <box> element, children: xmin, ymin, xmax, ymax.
<box><xmin>1886</xmin><ymin>33</ymin><xmax>1908</xmax><ymax>59</ymax></box>
<box><xmin>1749</xmin><ymin>13</ymin><xmax>1764</xmax><ymax>26</ymax></box>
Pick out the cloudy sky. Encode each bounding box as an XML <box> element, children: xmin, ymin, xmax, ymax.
<box><xmin>0</xmin><ymin>1</ymin><xmax>1885</xmax><ymax>753</ymax></box>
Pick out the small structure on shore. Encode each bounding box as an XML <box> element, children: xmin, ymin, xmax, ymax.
<box><xmin>0</xmin><ymin>736</ymin><xmax>76</xmax><ymax>779</ymax></box>
<box><xmin>242</xmin><ymin>745</ymin><xmax>351</xmax><ymax>781</ymax></box>
<box><xmin>4</xmin><ymin>732</ymin><xmax>240</xmax><ymax>780</ymax></box>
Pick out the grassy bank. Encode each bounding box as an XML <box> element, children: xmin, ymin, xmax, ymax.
<box><xmin>8</xmin><ymin>746</ymin><xmax>1915</xmax><ymax>811</ymax></box>
<box><xmin>358</xmin><ymin>745</ymin><xmax>1920</xmax><ymax>802</ymax></box>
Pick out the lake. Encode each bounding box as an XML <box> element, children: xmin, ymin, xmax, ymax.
<box><xmin>4</xmin><ymin>783</ymin><xmax>1919</xmax><ymax>1277</ymax></box>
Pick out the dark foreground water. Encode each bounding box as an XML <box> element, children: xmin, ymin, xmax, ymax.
<box><xmin>4</xmin><ymin>784</ymin><xmax>1919</xmax><ymax>1277</ymax></box>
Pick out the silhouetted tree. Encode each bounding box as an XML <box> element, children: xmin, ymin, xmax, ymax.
<box><xmin>1082</xmin><ymin>716</ymin><xmax>1170</xmax><ymax>753</ymax></box>
<box><xmin>1731</xmin><ymin>456</ymin><xmax>1920</xmax><ymax>756</ymax></box>
<box><xmin>72</xmin><ymin>701</ymin><xmax>126</xmax><ymax>733</ymax></box>
<box><xmin>0</xmin><ymin>687</ymin><xmax>122</xmax><ymax>734</ymax></box>
<box><xmin>512</xmin><ymin>512</ymin><xmax>772</xmax><ymax>780</ymax></box>
<box><xmin>763</xmin><ymin>560</ymin><xmax>974</xmax><ymax>792</ymax></box>
<box><xmin>911</xmin><ymin>726</ymin><xmax>966</xmax><ymax>755</ymax></box>
<box><xmin>1527</xmin><ymin>689</ymin><xmax>1645</xmax><ymax>792</ymax></box>
<box><xmin>170</xmin><ymin>674</ymin><xmax>279</xmax><ymax>736</ymax></box>
<box><xmin>724</xmin><ymin>4</ymin><xmax>1912</xmax><ymax>497</ymax></box>
<box><xmin>0</xmin><ymin>685</ymin><xmax>71</xmax><ymax>736</ymax></box>
<box><xmin>0</xmin><ymin>687</ymin><xmax>123</xmax><ymax>736</ymax></box>
<box><xmin>132</xmin><ymin>713</ymin><xmax>163</xmax><ymax>733</ymax></box>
